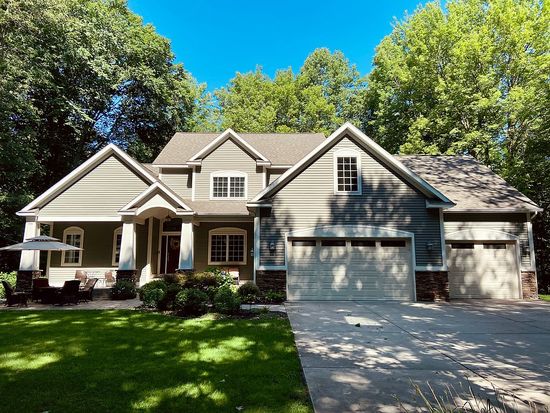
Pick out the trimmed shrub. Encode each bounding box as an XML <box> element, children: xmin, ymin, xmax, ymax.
<box><xmin>263</xmin><ymin>290</ymin><xmax>286</xmax><ymax>304</ymax></box>
<box><xmin>174</xmin><ymin>288</ymin><xmax>209</xmax><ymax>315</ymax></box>
<box><xmin>138</xmin><ymin>279</ymin><xmax>168</xmax><ymax>301</ymax></box>
<box><xmin>184</xmin><ymin>272</ymin><xmax>219</xmax><ymax>290</ymax></box>
<box><xmin>142</xmin><ymin>288</ymin><xmax>165</xmax><ymax>308</ymax></box>
<box><xmin>0</xmin><ymin>272</ymin><xmax>17</xmax><ymax>299</ymax></box>
<box><xmin>111</xmin><ymin>280</ymin><xmax>137</xmax><ymax>300</ymax></box>
<box><xmin>213</xmin><ymin>286</ymin><xmax>241</xmax><ymax>314</ymax></box>
<box><xmin>162</xmin><ymin>273</ymin><xmax>185</xmax><ymax>284</ymax></box>
<box><xmin>237</xmin><ymin>282</ymin><xmax>260</xmax><ymax>304</ymax></box>
<box><xmin>158</xmin><ymin>283</ymin><xmax>183</xmax><ymax>310</ymax></box>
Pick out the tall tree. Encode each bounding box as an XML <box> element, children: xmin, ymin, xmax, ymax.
<box><xmin>363</xmin><ymin>0</ymin><xmax>550</xmax><ymax>285</ymax></box>
<box><xmin>216</xmin><ymin>48</ymin><xmax>366</xmax><ymax>135</ymax></box>
<box><xmin>0</xmin><ymin>0</ymin><xmax>208</xmax><ymax>270</ymax></box>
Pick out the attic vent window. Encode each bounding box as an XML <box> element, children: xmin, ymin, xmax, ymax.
<box><xmin>334</xmin><ymin>149</ymin><xmax>362</xmax><ymax>195</ymax></box>
<box><xmin>211</xmin><ymin>171</ymin><xmax>247</xmax><ymax>199</ymax></box>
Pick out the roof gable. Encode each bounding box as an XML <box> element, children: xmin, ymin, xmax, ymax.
<box><xmin>188</xmin><ymin>129</ymin><xmax>270</xmax><ymax>166</ymax></box>
<box><xmin>249</xmin><ymin>122</ymin><xmax>454</xmax><ymax>205</ymax></box>
<box><xmin>19</xmin><ymin>144</ymin><xmax>157</xmax><ymax>215</ymax></box>
<box><xmin>119</xmin><ymin>182</ymin><xmax>193</xmax><ymax>214</ymax></box>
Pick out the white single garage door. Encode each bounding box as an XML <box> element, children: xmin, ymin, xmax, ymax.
<box><xmin>446</xmin><ymin>242</ymin><xmax>521</xmax><ymax>299</ymax></box>
<box><xmin>287</xmin><ymin>238</ymin><xmax>414</xmax><ymax>301</ymax></box>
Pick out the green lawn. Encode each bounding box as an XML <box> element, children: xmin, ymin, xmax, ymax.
<box><xmin>0</xmin><ymin>310</ymin><xmax>312</xmax><ymax>413</ymax></box>
<box><xmin>540</xmin><ymin>294</ymin><xmax>550</xmax><ymax>302</ymax></box>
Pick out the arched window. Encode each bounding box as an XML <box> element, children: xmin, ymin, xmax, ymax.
<box><xmin>210</xmin><ymin>171</ymin><xmax>247</xmax><ymax>199</ymax></box>
<box><xmin>61</xmin><ymin>226</ymin><xmax>84</xmax><ymax>266</ymax></box>
<box><xmin>333</xmin><ymin>149</ymin><xmax>362</xmax><ymax>195</ymax></box>
<box><xmin>208</xmin><ymin>227</ymin><xmax>247</xmax><ymax>265</ymax></box>
<box><xmin>111</xmin><ymin>226</ymin><xmax>123</xmax><ymax>266</ymax></box>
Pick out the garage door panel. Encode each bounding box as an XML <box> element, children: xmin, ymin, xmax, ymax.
<box><xmin>446</xmin><ymin>243</ymin><xmax>520</xmax><ymax>299</ymax></box>
<box><xmin>288</xmin><ymin>240</ymin><xmax>413</xmax><ymax>301</ymax></box>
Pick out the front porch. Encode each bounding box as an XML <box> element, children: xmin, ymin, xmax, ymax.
<box><xmin>21</xmin><ymin>216</ymin><xmax>254</xmax><ymax>287</ymax></box>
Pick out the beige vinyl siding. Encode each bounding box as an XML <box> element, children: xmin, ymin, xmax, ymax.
<box><xmin>194</xmin><ymin>139</ymin><xmax>264</xmax><ymax>201</ymax></box>
<box><xmin>160</xmin><ymin>168</ymin><xmax>192</xmax><ymax>198</ymax></box>
<box><xmin>39</xmin><ymin>155</ymin><xmax>149</xmax><ymax>217</ymax></box>
<box><xmin>260</xmin><ymin>137</ymin><xmax>443</xmax><ymax>267</ymax></box>
<box><xmin>444</xmin><ymin>213</ymin><xmax>531</xmax><ymax>268</ymax></box>
<box><xmin>267</xmin><ymin>168</ymin><xmax>289</xmax><ymax>185</ymax></box>
<box><xmin>193</xmin><ymin>221</ymin><xmax>253</xmax><ymax>281</ymax></box>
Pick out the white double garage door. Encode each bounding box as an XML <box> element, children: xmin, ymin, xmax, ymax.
<box><xmin>287</xmin><ymin>236</ymin><xmax>414</xmax><ymax>301</ymax></box>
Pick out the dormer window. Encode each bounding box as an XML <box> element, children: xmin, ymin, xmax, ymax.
<box><xmin>211</xmin><ymin>171</ymin><xmax>247</xmax><ymax>199</ymax></box>
<box><xmin>334</xmin><ymin>149</ymin><xmax>362</xmax><ymax>195</ymax></box>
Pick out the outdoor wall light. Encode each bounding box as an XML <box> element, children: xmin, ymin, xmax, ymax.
<box><xmin>269</xmin><ymin>242</ymin><xmax>276</xmax><ymax>252</ymax></box>
<box><xmin>426</xmin><ymin>242</ymin><xmax>434</xmax><ymax>251</ymax></box>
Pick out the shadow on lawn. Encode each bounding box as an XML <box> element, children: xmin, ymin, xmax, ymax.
<box><xmin>0</xmin><ymin>310</ymin><xmax>311</xmax><ymax>413</ymax></box>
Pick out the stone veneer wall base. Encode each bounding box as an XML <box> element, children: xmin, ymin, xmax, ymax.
<box><xmin>521</xmin><ymin>271</ymin><xmax>538</xmax><ymax>299</ymax></box>
<box><xmin>256</xmin><ymin>270</ymin><xmax>286</xmax><ymax>293</ymax></box>
<box><xmin>415</xmin><ymin>271</ymin><xmax>449</xmax><ymax>302</ymax></box>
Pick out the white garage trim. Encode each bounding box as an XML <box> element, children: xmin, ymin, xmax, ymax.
<box><xmin>446</xmin><ymin>229</ymin><xmax>519</xmax><ymax>242</ymax></box>
<box><xmin>445</xmin><ymin>229</ymin><xmax>522</xmax><ymax>299</ymax></box>
<box><xmin>285</xmin><ymin>225</ymin><xmax>417</xmax><ymax>301</ymax></box>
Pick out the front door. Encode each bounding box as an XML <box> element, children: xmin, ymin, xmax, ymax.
<box><xmin>160</xmin><ymin>235</ymin><xmax>180</xmax><ymax>274</ymax></box>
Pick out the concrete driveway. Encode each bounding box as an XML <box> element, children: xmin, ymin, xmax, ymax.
<box><xmin>286</xmin><ymin>301</ymin><xmax>550</xmax><ymax>413</ymax></box>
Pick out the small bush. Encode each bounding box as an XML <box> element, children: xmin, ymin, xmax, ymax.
<box><xmin>184</xmin><ymin>272</ymin><xmax>219</xmax><ymax>290</ymax></box>
<box><xmin>138</xmin><ymin>279</ymin><xmax>168</xmax><ymax>301</ymax></box>
<box><xmin>142</xmin><ymin>288</ymin><xmax>165</xmax><ymax>308</ymax></box>
<box><xmin>162</xmin><ymin>273</ymin><xmax>185</xmax><ymax>284</ymax></box>
<box><xmin>238</xmin><ymin>282</ymin><xmax>261</xmax><ymax>303</ymax></box>
<box><xmin>158</xmin><ymin>283</ymin><xmax>183</xmax><ymax>310</ymax></box>
<box><xmin>263</xmin><ymin>290</ymin><xmax>286</xmax><ymax>304</ymax></box>
<box><xmin>0</xmin><ymin>272</ymin><xmax>17</xmax><ymax>299</ymax></box>
<box><xmin>174</xmin><ymin>288</ymin><xmax>209</xmax><ymax>315</ymax></box>
<box><xmin>213</xmin><ymin>286</ymin><xmax>241</xmax><ymax>314</ymax></box>
<box><xmin>111</xmin><ymin>280</ymin><xmax>137</xmax><ymax>300</ymax></box>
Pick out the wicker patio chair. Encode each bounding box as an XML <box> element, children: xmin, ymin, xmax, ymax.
<box><xmin>75</xmin><ymin>270</ymin><xmax>88</xmax><ymax>286</ymax></box>
<box><xmin>2</xmin><ymin>281</ymin><xmax>29</xmax><ymax>307</ymax></box>
<box><xmin>78</xmin><ymin>278</ymin><xmax>98</xmax><ymax>302</ymax></box>
<box><xmin>104</xmin><ymin>271</ymin><xmax>116</xmax><ymax>287</ymax></box>
<box><xmin>54</xmin><ymin>280</ymin><xmax>81</xmax><ymax>305</ymax></box>
<box><xmin>32</xmin><ymin>278</ymin><xmax>50</xmax><ymax>302</ymax></box>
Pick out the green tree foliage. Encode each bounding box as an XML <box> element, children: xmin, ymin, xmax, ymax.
<box><xmin>364</xmin><ymin>0</ymin><xmax>549</xmax><ymax>283</ymax></box>
<box><xmin>216</xmin><ymin>48</ymin><xmax>366</xmax><ymax>135</ymax></box>
<box><xmin>0</xmin><ymin>0</ymin><xmax>208</xmax><ymax>269</ymax></box>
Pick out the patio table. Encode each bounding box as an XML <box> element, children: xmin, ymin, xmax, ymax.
<box><xmin>40</xmin><ymin>286</ymin><xmax>60</xmax><ymax>304</ymax></box>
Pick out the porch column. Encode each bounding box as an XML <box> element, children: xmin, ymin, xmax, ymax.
<box><xmin>17</xmin><ymin>219</ymin><xmax>41</xmax><ymax>291</ymax></box>
<box><xmin>178</xmin><ymin>221</ymin><xmax>194</xmax><ymax>271</ymax></box>
<box><xmin>19</xmin><ymin>219</ymin><xmax>40</xmax><ymax>271</ymax></box>
<box><xmin>118</xmin><ymin>220</ymin><xmax>136</xmax><ymax>282</ymax></box>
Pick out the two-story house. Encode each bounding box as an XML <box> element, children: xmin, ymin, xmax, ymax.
<box><xmin>15</xmin><ymin>123</ymin><xmax>541</xmax><ymax>301</ymax></box>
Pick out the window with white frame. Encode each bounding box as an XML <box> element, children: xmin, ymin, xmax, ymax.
<box><xmin>61</xmin><ymin>226</ymin><xmax>84</xmax><ymax>266</ymax></box>
<box><xmin>210</xmin><ymin>171</ymin><xmax>247</xmax><ymax>199</ymax></box>
<box><xmin>208</xmin><ymin>228</ymin><xmax>247</xmax><ymax>265</ymax></box>
<box><xmin>334</xmin><ymin>149</ymin><xmax>362</xmax><ymax>194</ymax></box>
<box><xmin>111</xmin><ymin>227</ymin><xmax>123</xmax><ymax>266</ymax></box>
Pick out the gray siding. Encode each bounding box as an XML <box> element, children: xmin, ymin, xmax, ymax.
<box><xmin>267</xmin><ymin>168</ymin><xmax>289</xmax><ymax>185</ymax></box>
<box><xmin>444</xmin><ymin>213</ymin><xmax>532</xmax><ymax>268</ymax></box>
<box><xmin>193</xmin><ymin>221</ymin><xmax>254</xmax><ymax>281</ymax></box>
<box><xmin>260</xmin><ymin>137</ymin><xmax>443</xmax><ymax>267</ymax></box>
<box><xmin>40</xmin><ymin>155</ymin><xmax>149</xmax><ymax>217</ymax></box>
<box><xmin>160</xmin><ymin>168</ymin><xmax>192</xmax><ymax>198</ymax></box>
<box><xmin>194</xmin><ymin>139</ymin><xmax>264</xmax><ymax>201</ymax></box>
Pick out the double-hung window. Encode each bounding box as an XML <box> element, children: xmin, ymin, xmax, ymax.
<box><xmin>61</xmin><ymin>226</ymin><xmax>84</xmax><ymax>266</ymax></box>
<box><xmin>208</xmin><ymin>228</ymin><xmax>247</xmax><ymax>265</ymax></box>
<box><xmin>334</xmin><ymin>149</ymin><xmax>362</xmax><ymax>195</ymax></box>
<box><xmin>211</xmin><ymin>171</ymin><xmax>247</xmax><ymax>199</ymax></box>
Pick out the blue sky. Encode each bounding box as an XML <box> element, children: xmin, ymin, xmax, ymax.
<box><xmin>128</xmin><ymin>0</ymin><xmax>427</xmax><ymax>91</ymax></box>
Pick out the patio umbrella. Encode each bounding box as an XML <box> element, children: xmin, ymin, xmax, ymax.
<box><xmin>0</xmin><ymin>235</ymin><xmax>83</xmax><ymax>251</ymax></box>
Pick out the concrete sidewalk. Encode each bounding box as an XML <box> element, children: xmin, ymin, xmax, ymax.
<box><xmin>286</xmin><ymin>300</ymin><xmax>550</xmax><ymax>413</ymax></box>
